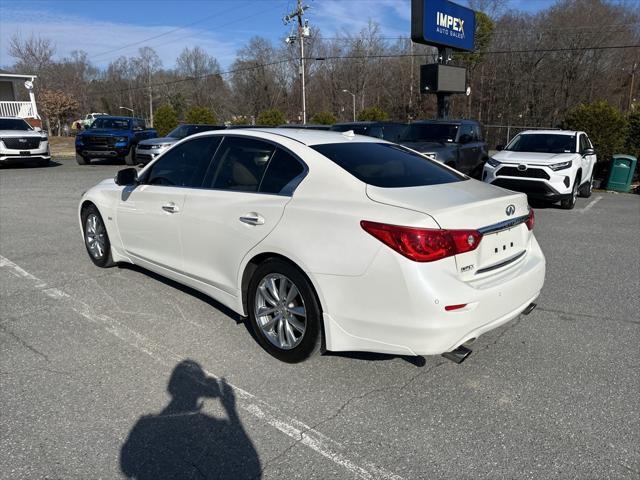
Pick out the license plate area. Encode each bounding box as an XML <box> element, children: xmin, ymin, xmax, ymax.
<box><xmin>477</xmin><ymin>227</ymin><xmax>526</xmax><ymax>269</ymax></box>
<box><xmin>20</xmin><ymin>150</ymin><xmax>30</xmax><ymax>155</ymax></box>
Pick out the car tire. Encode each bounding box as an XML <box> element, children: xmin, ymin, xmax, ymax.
<box><xmin>247</xmin><ymin>258</ymin><xmax>322</xmax><ymax>363</ymax></box>
<box><xmin>76</xmin><ymin>153</ymin><xmax>88</xmax><ymax>165</ymax></box>
<box><xmin>124</xmin><ymin>149</ymin><xmax>136</xmax><ymax>166</ymax></box>
<box><xmin>560</xmin><ymin>176</ymin><xmax>579</xmax><ymax>210</ymax></box>
<box><xmin>81</xmin><ymin>205</ymin><xmax>115</xmax><ymax>268</ymax></box>
<box><xmin>579</xmin><ymin>174</ymin><xmax>593</xmax><ymax>198</ymax></box>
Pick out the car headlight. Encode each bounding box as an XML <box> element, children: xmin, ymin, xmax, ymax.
<box><xmin>486</xmin><ymin>157</ymin><xmax>501</xmax><ymax>167</ymax></box>
<box><xmin>150</xmin><ymin>144</ymin><xmax>170</xmax><ymax>149</ymax></box>
<box><xmin>549</xmin><ymin>160</ymin><xmax>572</xmax><ymax>171</ymax></box>
<box><xmin>116</xmin><ymin>136</ymin><xmax>128</xmax><ymax>143</ymax></box>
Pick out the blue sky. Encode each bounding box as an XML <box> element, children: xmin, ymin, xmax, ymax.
<box><xmin>0</xmin><ymin>0</ymin><xmax>557</xmax><ymax>69</ymax></box>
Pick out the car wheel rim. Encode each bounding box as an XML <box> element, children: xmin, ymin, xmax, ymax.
<box><xmin>255</xmin><ymin>273</ymin><xmax>306</xmax><ymax>350</ymax></box>
<box><xmin>572</xmin><ymin>181</ymin><xmax>578</xmax><ymax>203</ymax></box>
<box><xmin>85</xmin><ymin>214</ymin><xmax>106</xmax><ymax>259</ymax></box>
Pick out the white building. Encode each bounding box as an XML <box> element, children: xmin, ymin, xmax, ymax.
<box><xmin>0</xmin><ymin>73</ymin><xmax>41</xmax><ymax>126</ymax></box>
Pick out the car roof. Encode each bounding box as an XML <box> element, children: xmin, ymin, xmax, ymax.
<box><xmin>94</xmin><ymin>115</ymin><xmax>136</xmax><ymax>121</ymax></box>
<box><xmin>518</xmin><ymin>130</ymin><xmax>580</xmax><ymax>136</ymax></box>
<box><xmin>411</xmin><ymin>119</ymin><xmax>477</xmax><ymax>125</ymax></box>
<box><xmin>198</xmin><ymin>127</ymin><xmax>387</xmax><ymax>146</ymax></box>
<box><xmin>332</xmin><ymin>121</ymin><xmax>405</xmax><ymax>126</ymax></box>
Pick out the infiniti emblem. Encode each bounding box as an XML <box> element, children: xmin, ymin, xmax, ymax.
<box><xmin>505</xmin><ymin>204</ymin><xmax>516</xmax><ymax>216</ymax></box>
<box><xmin>517</xmin><ymin>164</ymin><xmax>527</xmax><ymax>171</ymax></box>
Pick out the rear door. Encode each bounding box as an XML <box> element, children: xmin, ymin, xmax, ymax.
<box><xmin>179</xmin><ymin>137</ymin><xmax>306</xmax><ymax>296</ymax></box>
<box><xmin>116</xmin><ymin>136</ymin><xmax>219</xmax><ymax>271</ymax></box>
<box><xmin>456</xmin><ymin>123</ymin><xmax>477</xmax><ymax>174</ymax></box>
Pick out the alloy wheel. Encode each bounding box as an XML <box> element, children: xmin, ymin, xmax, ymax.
<box><xmin>85</xmin><ymin>213</ymin><xmax>106</xmax><ymax>259</ymax></box>
<box><xmin>254</xmin><ymin>273</ymin><xmax>307</xmax><ymax>350</ymax></box>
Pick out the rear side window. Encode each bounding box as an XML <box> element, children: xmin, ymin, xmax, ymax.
<box><xmin>207</xmin><ymin>137</ymin><xmax>275</xmax><ymax>192</ymax></box>
<box><xmin>260</xmin><ymin>149</ymin><xmax>305</xmax><ymax>195</ymax></box>
<box><xmin>311</xmin><ymin>142</ymin><xmax>464</xmax><ymax>188</ymax></box>
<box><xmin>145</xmin><ymin>136</ymin><xmax>221</xmax><ymax>188</ymax></box>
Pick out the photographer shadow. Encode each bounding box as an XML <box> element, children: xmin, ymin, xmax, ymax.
<box><xmin>120</xmin><ymin>360</ymin><xmax>261</xmax><ymax>479</ymax></box>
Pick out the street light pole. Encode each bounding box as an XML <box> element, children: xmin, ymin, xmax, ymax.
<box><xmin>119</xmin><ymin>106</ymin><xmax>134</xmax><ymax>117</ymax></box>
<box><xmin>341</xmin><ymin>89</ymin><xmax>356</xmax><ymax>121</ymax></box>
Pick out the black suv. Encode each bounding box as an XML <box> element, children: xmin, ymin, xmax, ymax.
<box><xmin>330</xmin><ymin>122</ymin><xmax>406</xmax><ymax>143</ymax></box>
<box><xmin>398</xmin><ymin>119</ymin><xmax>488</xmax><ymax>177</ymax></box>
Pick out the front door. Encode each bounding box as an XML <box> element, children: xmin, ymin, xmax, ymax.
<box><xmin>180</xmin><ymin>137</ymin><xmax>306</xmax><ymax>296</ymax></box>
<box><xmin>116</xmin><ymin>135</ymin><xmax>221</xmax><ymax>271</ymax></box>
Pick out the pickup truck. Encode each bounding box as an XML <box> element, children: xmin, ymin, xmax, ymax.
<box><xmin>398</xmin><ymin>119</ymin><xmax>488</xmax><ymax>178</ymax></box>
<box><xmin>75</xmin><ymin>116</ymin><xmax>156</xmax><ymax>165</ymax></box>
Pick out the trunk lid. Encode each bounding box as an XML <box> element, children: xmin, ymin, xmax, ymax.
<box><xmin>366</xmin><ymin>179</ymin><xmax>531</xmax><ymax>279</ymax></box>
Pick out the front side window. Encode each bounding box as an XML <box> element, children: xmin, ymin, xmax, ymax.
<box><xmin>145</xmin><ymin>136</ymin><xmax>221</xmax><ymax>188</ymax></box>
<box><xmin>458</xmin><ymin>124</ymin><xmax>474</xmax><ymax>142</ymax></box>
<box><xmin>312</xmin><ymin>142</ymin><xmax>465</xmax><ymax>188</ymax></box>
<box><xmin>505</xmin><ymin>134</ymin><xmax>576</xmax><ymax>154</ymax></box>
<box><xmin>207</xmin><ymin>137</ymin><xmax>275</xmax><ymax>192</ymax></box>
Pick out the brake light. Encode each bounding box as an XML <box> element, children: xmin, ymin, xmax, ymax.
<box><xmin>445</xmin><ymin>304</ymin><xmax>467</xmax><ymax>311</ymax></box>
<box><xmin>360</xmin><ymin>221</ymin><xmax>482</xmax><ymax>262</ymax></box>
<box><xmin>525</xmin><ymin>209</ymin><xmax>535</xmax><ymax>231</ymax></box>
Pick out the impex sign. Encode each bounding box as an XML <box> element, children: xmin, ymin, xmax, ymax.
<box><xmin>411</xmin><ymin>0</ymin><xmax>476</xmax><ymax>51</ymax></box>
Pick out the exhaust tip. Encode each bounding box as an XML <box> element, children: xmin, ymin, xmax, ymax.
<box><xmin>522</xmin><ymin>302</ymin><xmax>537</xmax><ymax>316</ymax></box>
<box><xmin>441</xmin><ymin>345</ymin><xmax>472</xmax><ymax>364</ymax></box>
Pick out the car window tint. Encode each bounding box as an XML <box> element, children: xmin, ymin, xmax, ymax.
<box><xmin>260</xmin><ymin>148</ymin><xmax>305</xmax><ymax>195</ymax></box>
<box><xmin>472</xmin><ymin>125</ymin><xmax>483</xmax><ymax>141</ymax></box>
<box><xmin>208</xmin><ymin>137</ymin><xmax>275</xmax><ymax>192</ymax></box>
<box><xmin>579</xmin><ymin>134</ymin><xmax>588</xmax><ymax>153</ymax></box>
<box><xmin>312</xmin><ymin>142</ymin><xmax>465</xmax><ymax>188</ymax></box>
<box><xmin>458</xmin><ymin>124</ymin><xmax>473</xmax><ymax>141</ymax></box>
<box><xmin>146</xmin><ymin>136</ymin><xmax>221</xmax><ymax>188</ymax></box>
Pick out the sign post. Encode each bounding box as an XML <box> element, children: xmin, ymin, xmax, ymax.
<box><xmin>411</xmin><ymin>0</ymin><xmax>476</xmax><ymax>119</ymax></box>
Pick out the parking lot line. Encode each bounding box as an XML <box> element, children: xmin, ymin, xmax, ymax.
<box><xmin>0</xmin><ymin>254</ymin><xmax>403</xmax><ymax>480</ymax></box>
<box><xmin>579</xmin><ymin>195</ymin><xmax>602</xmax><ymax>213</ymax></box>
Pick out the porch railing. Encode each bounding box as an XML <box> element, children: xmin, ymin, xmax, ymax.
<box><xmin>0</xmin><ymin>101</ymin><xmax>35</xmax><ymax>118</ymax></box>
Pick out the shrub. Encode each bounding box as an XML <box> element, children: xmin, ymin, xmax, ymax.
<box><xmin>154</xmin><ymin>104</ymin><xmax>179</xmax><ymax>137</ymax></box>
<box><xmin>357</xmin><ymin>106</ymin><xmax>389</xmax><ymax>122</ymax></box>
<box><xmin>257</xmin><ymin>109</ymin><xmax>285</xmax><ymax>126</ymax></box>
<box><xmin>310</xmin><ymin>111</ymin><xmax>337</xmax><ymax>125</ymax></box>
<box><xmin>626</xmin><ymin>110</ymin><xmax>640</xmax><ymax>160</ymax></box>
<box><xmin>185</xmin><ymin>106</ymin><xmax>216</xmax><ymax>125</ymax></box>
<box><xmin>561</xmin><ymin>101</ymin><xmax>628</xmax><ymax>163</ymax></box>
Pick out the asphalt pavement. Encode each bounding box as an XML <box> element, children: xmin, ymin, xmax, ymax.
<box><xmin>1</xmin><ymin>157</ymin><xmax>639</xmax><ymax>479</ymax></box>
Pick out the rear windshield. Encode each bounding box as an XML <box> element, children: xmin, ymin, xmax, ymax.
<box><xmin>311</xmin><ymin>142</ymin><xmax>465</xmax><ymax>188</ymax></box>
<box><xmin>506</xmin><ymin>133</ymin><xmax>576</xmax><ymax>153</ymax></box>
<box><xmin>400</xmin><ymin>123</ymin><xmax>458</xmax><ymax>143</ymax></box>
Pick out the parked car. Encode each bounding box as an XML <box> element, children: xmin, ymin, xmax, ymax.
<box><xmin>398</xmin><ymin>119</ymin><xmax>488</xmax><ymax>178</ymax></box>
<box><xmin>82</xmin><ymin>113</ymin><xmax>108</xmax><ymax>128</ymax></box>
<box><xmin>483</xmin><ymin>130</ymin><xmax>596</xmax><ymax>209</ymax></box>
<box><xmin>0</xmin><ymin>116</ymin><xmax>50</xmax><ymax>167</ymax></box>
<box><xmin>135</xmin><ymin>124</ymin><xmax>226</xmax><ymax>165</ymax></box>
<box><xmin>75</xmin><ymin>116</ymin><xmax>157</xmax><ymax>165</ymax></box>
<box><xmin>79</xmin><ymin>128</ymin><xmax>544</xmax><ymax>363</ymax></box>
<box><xmin>330</xmin><ymin>121</ymin><xmax>406</xmax><ymax>142</ymax></box>
<box><xmin>278</xmin><ymin>123</ymin><xmax>332</xmax><ymax>130</ymax></box>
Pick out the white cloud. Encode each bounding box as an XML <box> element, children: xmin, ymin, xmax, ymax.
<box><xmin>310</xmin><ymin>0</ymin><xmax>411</xmax><ymax>38</ymax></box>
<box><xmin>0</xmin><ymin>8</ymin><xmax>239</xmax><ymax>69</ymax></box>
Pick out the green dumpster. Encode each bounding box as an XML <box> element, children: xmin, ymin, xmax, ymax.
<box><xmin>606</xmin><ymin>154</ymin><xmax>637</xmax><ymax>192</ymax></box>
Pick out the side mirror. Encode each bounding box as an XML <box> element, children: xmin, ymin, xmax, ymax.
<box><xmin>115</xmin><ymin>168</ymin><xmax>138</xmax><ymax>186</ymax></box>
<box><xmin>496</xmin><ymin>144</ymin><xmax>504</xmax><ymax>151</ymax></box>
<box><xmin>583</xmin><ymin>148</ymin><xmax>595</xmax><ymax>156</ymax></box>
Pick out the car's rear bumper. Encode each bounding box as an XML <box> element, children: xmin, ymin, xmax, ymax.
<box><xmin>317</xmin><ymin>235</ymin><xmax>545</xmax><ymax>356</ymax></box>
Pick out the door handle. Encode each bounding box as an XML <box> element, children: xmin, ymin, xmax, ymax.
<box><xmin>239</xmin><ymin>213</ymin><xmax>265</xmax><ymax>226</ymax></box>
<box><xmin>161</xmin><ymin>202</ymin><xmax>179</xmax><ymax>213</ymax></box>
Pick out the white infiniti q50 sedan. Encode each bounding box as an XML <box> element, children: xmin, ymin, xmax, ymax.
<box><xmin>79</xmin><ymin>129</ymin><xmax>545</xmax><ymax>363</ymax></box>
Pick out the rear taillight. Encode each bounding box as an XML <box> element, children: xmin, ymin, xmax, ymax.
<box><xmin>360</xmin><ymin>220</ymin><xmax>482</xmax><ymax>262</ymax></box>
<box><xmin>525</xmin><ymin>209</ymin><xmax>535</xmax><ymax>231</ymax></box>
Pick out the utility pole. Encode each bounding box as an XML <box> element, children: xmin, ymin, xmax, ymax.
<box><xmin>436</xmin><ymin>47</ymin><xmax>452</xmax><ymax>120</ymax></box>
<box><xmin>148</xmin><ymin>67</ymin><xmax>154</xmax><ymax>127</ymax></box>
<box><xmin>629</xmin><ymin>62</ymin><xmax>637</xmax><ymax>113</ymax></box>
<box><xmin>284</xmin><ymin>0</ymin><xmax>309</xmax><ymax>124</ymax></box>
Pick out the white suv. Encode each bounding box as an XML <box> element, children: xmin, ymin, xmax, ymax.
<box><xmin>483</xmin><ymin>130</ymin><xmax>596</xmax><ymax>209</ymax></box>
<box><xmin>0</xmin><ymin>116</ymin><xmax>50</xmax><ymax>167</ymax></box>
